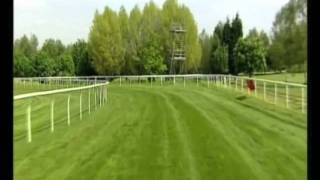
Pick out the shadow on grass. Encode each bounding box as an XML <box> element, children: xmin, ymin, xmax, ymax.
<box><xmin>235</xmin><ymin>95</ymin><xmax>247</xmax><ymax>101</ymax></box>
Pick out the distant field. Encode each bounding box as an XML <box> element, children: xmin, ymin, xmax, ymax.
<box><xmin>252</xmin><ymin>73</ymin><xmax>306</xmax><ymax>84</ymax></box>
<box><xmin>14</xmin><ymin>82</ymin><xmax>306</xmax><ymax>180</ymax></box>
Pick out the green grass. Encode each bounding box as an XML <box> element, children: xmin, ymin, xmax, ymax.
<box><xmin>14</xmin><ymin>83</ymin><xmax>306</xmax><ymax>180</ymax></box>
<box><xmin>252</xmin><ymin>73</ymin><xmax>306</xmax><ymax>84</ymax></box>
<box><xmin>14</xmin><ymin>82</ymin><xmax>89</xmax><ymax>95</ymax></box>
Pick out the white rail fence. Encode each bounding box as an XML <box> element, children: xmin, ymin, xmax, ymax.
<box><xmin>15</xmin><ymin>74</ymin><xmax>307</xmax><ymax>114</ymax></box>
<box><xmin>14</xmin><ymin>81</ymin><xmax>109</xmax><ymax>143</ymax></box>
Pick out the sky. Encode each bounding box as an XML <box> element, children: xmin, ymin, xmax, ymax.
<box><xmin>14</xmin><ymin>0</ymin><xmax>290</xmax><ymax>47</ymax></box>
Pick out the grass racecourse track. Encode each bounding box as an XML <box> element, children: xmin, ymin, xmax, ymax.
<box><xmin>14</xmin><ymin>81</ymin><xmax>306</xmax><ymax>180</ymax></box>
<box><xmin>253</xmin><ymin>73</ymin><xmax>306</xmax><ymax>84</ymax></box>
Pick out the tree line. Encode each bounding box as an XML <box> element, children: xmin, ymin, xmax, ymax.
<box><xmin>14</xmin><ymin>36</ymin><xmax>95</xmax><ymax>77</ymax></box>
<box><xmin>14</xmin><ymin>0</ymin><xmax>306</xmax><ymax>77</ymax></box>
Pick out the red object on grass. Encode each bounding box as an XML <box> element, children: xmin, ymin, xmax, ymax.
<box><xmin>247</xmin><ymin>80</ymin><xmax>255</xmax><ymax>91</ymax></box>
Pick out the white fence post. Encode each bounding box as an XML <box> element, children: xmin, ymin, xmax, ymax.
<box><xmin>99</xmin><ymin>86</ymin><xmax>102</xmax><ymax>107</ymax></box>
<box><xmin>274</xmin><ymin>83</ymin><xmax>277</xmax><ymax>105</ymax></box>
<box><xmin>107</xmin><ymin>86</ymin><xmax>108</xmax><ymax>103</ymax></box>
<box><xmin>241</xmin><ymin>79</ymin><xmax>244</xmax><ymax>92</ymax></box>
<box><xmin>184</xmin><ymin>76</ymin><xmax>186</xmax><ymax>87</ymax></box>
<box><xmin>51</xmin><ymin>100</ymin><xmax>54</xmax><ymax>132</ymax></box>
<box><xmin>225</xmin><ymin>76</ymin><xmax>227</xmax><ymax>87</ymax></box>
<box><xmin>88</xmin><ymin>89</ymin><xmax>91</xmax><ymax>114</ymax></box>
<box><xmin>286</xmin><ymin>85</ymin><xmax>289</xmax><ymax>108</ymax></box>
<box><xmin>301</xmin><ymin>87</ymin><xmax>305</xmax><ymax>113</ymax></box>
<box><xmin>254</xmin><ymin>80</ymin><xmax>257</xmax><ymax>97</ymax></box>
<box><xmin>95</xmin><ymin>88</ymin><xmax>97</xmax><ymax>110</ymax></box>
<box><xmin>173</xmin><ymin>76</ymin><xmax>175</xmax><ymax>85</ymax></box>
<box><xmin>197</xmin><ymin>76</ymin><xmax>199</xmax><ymax>86</ymax></box>
<box><xmin>160</xmin><ymin>77</ymin><xmax>163</xmax><ymax>86</ymax></box>
<box><xmin>67</xmin><ymin>95</ymin><xmax>70</xmax><ymax>126</ymax></box>
<box><xmin>80</xmin><ymin>93</ymin><xmax>82</xmax><ymax>120</ymax></box>
<box><xmin>235</xmin><ymin>78</ymin><xmax>237</xmax><ymax>90</ymax></box>
<box><xmin>207</xmin><ymin>76</ymin><xmax>209</xmax><ymax>88</ymax></box>
<box><xmin>263</xmin><ymin>82</ymin><xmax>266</xmax><ymax>101</ymax></box>
<box><xmin>27</xmin><ymin>105</ymin><xmax>32</xmax><ymax>143</ymax></box>
<box><xmin>120</xmin><ymin>77</ymin><xmax>122</xmax><ymax>86</ymax></box>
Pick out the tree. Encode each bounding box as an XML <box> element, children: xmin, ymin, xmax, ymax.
<box><xmin>247</xmin><ymin>28</ymin><xmax>259</xmax><ymax>39</ymax></box>
<box><xmin>71</xmin><ymin>39</ymin><xmax>95</xmax><ymax>75</ymax></box>
<box><xmin>41</xmin><ymin>39</ymin><xmax>65</xmax><ymax>58</ymax></box>
<box><xmin>212</xmin><ymin>44</ymin><xmax>228</xmax><ymax>73</ymax></box>
<box><xmin>229</xmin><ymin>13</ymin><xmax>243</xmax><ymax>74</ymax></box>
<box><xmin>88</xmin><ymin>7</ymin><xmax>124</xmax><ymax>75</ymax></box>
<box><xmin>234</xmin><ymin>38</ymin><xmax>267</xmax><ymax>77</ymax></box>
<box><xmin>161</xmin><ymin>0</ymin><xmax>202</xmax><ymax>73</ymax></box>
<box><xmin>128</xmin><ymin>5</ymin><xmax>143</xmax><ymax>75</ymax></box>
<box><xmin>55</xmin><ymin>53</ymin><xmax>75</xmax><ymax>76</ymax></box>
<box><xmin>119</xmin><ymin>6</ymin><xmax>133</xmax><ymax>75</ymax></box>
<box><xmin>269</xmin><ymin>0</ymin><xmax>307</xmax><ymax>77</ymax></box>
<box><xmin>14</xmin><ymin>52</ymin><xmax>34</xmax><ymax>77</ymax></box>
<box><xmin>32</xmin><ymin>51</ymin><xmax>55</xmax><ymax>77</ymax></box>
<box><xmin>139</xmin><ymin>1</ymin><xmax>165</xmax><ymax>74</ymax></box>
<box><xmin>246</xmin><ymin>28</ymin><xmax>270</xmax><ymax>72</ymax></box>
<box><xmin>14</xmin><ymin>34</ymin><xmax>38</xmax><ymax>59</ymax></box>
<box><xmin>213</xmin><ymin>22</ymin><xmax>224</xmax><ymax>41</ymax></box>
<box><xmin>139</xmin><ymin>40</ymin><xmax>167</xmax><ymax>75</ymax></box>
<box><xmin>199</xmin><ymin>29</ymin><xmax>212</xmax><ymax>73</ymax></box>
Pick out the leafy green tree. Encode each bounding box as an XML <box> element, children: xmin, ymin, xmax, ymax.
<box><xmin>212</xmin><ymin>44</ymin><xmax>228</xmax><ymax>73</ymax></box>
<box><xmin>234</xmin><ymin>37</ymin><xmax>267</xmax><ymax>77</ymax></box>
<box><xmin>14</xmin><ymin>34</ymin><xmax>40</xmax><ymax>76</ymax></box>
<box><xmin>14</xmin><ymin>34</ymin><xmax>38</xmax><ymax>59</ymax></box>
<box><xmin>14</xmin><ymin>52</ymin><xmax>34</xmax><ymax>77</ymax></box>
<box><xmin>71</xmin><ymin>39</ymin><xmax>95</xmax><ymax>75</ymax></box>
<box><xmin>162</xmin><ymin>0</ymin><xmax>202</xmax><ymax>73</ymax></box>
<box><xmin>119</xmin><ymin>6</ymin><xmax>132</xmax><ymax>75</ymax></box>
<box><xmin>128</xmin><ymin>5</ymin><xmax>143</xmax><ymax>75</ymax></box>
<box><xmin>32</xmin><ymin>51</ymin><xmax>55</xmax><ymax>77</ymax></box>
<box><xmin>139</xmin><ymin>40</ymin><xmax>167</xmax><ymax>75</ymax></box>
<box><xmin>269</xmin><ymin>0</ymin><xmax>307</xmax><ymax>76</ymax></box>
<box><xmin>138</xmin><ymin>2</ymin><xmax>165</xmax><ymax>73</ymax></box>
<box><xmin>246</xmin><ymin>28</ymin><xmax>270</xmax><ymax>72</ymax></box>
<box><xmin>55</xmin><ymin>53</ymin><xmax>75</xmax><ymax>76</ymax></box>
<box><xmin>88</xmin><ymin>7</ymin><xmax>124</xmax><ymax>75</ymax></box>
<box><xmin>41</xmin><ymin>39</ymin><xmax>65</xmax><ymax>58</ymax></box>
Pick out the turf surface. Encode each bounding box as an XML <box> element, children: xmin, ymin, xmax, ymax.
<box><xmin>14</xmin><ymin>83</ymin><xmax>306</xmax><ymax>180</ymax></box>
<box><xmin>253</xmin><ymin>73</ymin><xmax>306</xmax><ymax>84</ymax></box>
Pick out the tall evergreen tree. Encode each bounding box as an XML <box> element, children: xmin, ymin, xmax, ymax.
<box><xmin>230</xmin><ymin>13</ymin><xmax>243</xmax><ymax>75</ymax></box>
<box><xmin>199</xmin><ymin>29</ymin><xmax>212</xmax><ymax>73</ymax></box>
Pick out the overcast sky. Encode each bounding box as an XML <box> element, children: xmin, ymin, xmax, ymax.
<box><xmin>14</xmin><ymin>0</ymin><xmax>289</xmax><ymax>46</ymax></box>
